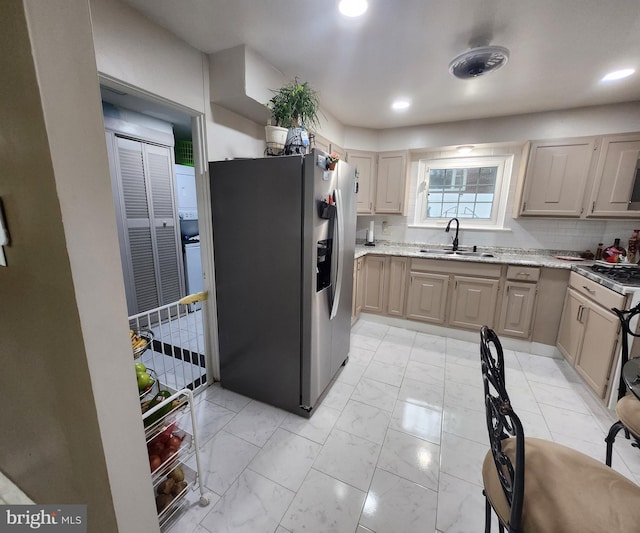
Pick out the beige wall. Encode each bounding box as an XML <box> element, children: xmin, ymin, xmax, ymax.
<box><xmin>345</xmin><ymin>101</ymin><xmax>640</xmax><ymax>152</ymax></box>
<box><xmin>90</xmin><ymin>0</ymin><xmax>206</xmax><ymax>114</ymax></box>
<box><xmin>1</xmin><ymin>1</ymin><xmax>158</xmax><ymax>531</ymax></box>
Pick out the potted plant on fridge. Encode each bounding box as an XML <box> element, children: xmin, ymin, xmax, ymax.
<box><xmin>265</xmin><ymin>78</ymin><xmax>321</xmax><ymax>155</ymax></box>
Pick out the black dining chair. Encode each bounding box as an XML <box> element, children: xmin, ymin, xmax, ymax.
<box><xmin>605</xmin><ymin>302</ymin><xmax>640</xmax><ymax>466</ymax></box>
<box><xmin>479</xmin><ymin>326</ymin><xmax>640</xmax><ymax>533</ymax></box>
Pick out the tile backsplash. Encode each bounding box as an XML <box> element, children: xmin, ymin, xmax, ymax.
<box><xmin>357</xmin><ymin>216</ymin><xmax>640</xmax><ymax>254</ymax></box>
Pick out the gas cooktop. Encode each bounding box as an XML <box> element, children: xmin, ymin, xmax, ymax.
<box><xmin>591</xmin><ymin>262</ymin><xmax>640</xmax><ymax>287</ymax></box>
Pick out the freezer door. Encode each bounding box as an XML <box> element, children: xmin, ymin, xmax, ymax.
<box><xmin>210</xmin><ymin>156</ymin><xmax>304</xmax><ymax>414</ymax></box>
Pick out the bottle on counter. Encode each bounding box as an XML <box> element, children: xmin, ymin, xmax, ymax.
<box><xmin>628</xmin><ymin>229</ymin><xmax>639</xmax><ymax>263</ymax></box>
<box><xmin>602</xmin><ymin>238</ymin><xmax>627</xmax><ymax>263</ymax></box>
<box><xmin>595</xmin><ymin>243</ymin><xmax>604</xmax><ymax>260</ymax></box>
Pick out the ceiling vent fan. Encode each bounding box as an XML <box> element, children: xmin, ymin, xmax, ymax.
<box><xmin>448</xmin><ymin>45</ymin><xmax>510</xmax><ymax>79</ymax></box>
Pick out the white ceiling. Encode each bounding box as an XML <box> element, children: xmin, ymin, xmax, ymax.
<box><xmin>121</xmin><ymin>0</ymin><xmax>640</xmax><ymax>129</ymax></box>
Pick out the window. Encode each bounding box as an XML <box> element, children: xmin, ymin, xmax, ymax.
<box><xmin>415</xmin><ymin>155</ymin><xmax>513</xmax><ymax>228</ymax></box>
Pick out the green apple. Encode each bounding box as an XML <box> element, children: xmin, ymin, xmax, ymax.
<box><xmin>134</xmin><ymin>362</ymin><xmax>147</xmax><ymax>374</ymax></box>
<box><xmin>137</xmin><ymin>371</ymin><xmax>153</xmax><ymax>391</ymax></box>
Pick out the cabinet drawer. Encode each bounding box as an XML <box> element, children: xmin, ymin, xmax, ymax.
<box><xmin>569</xmin><ymin>271</ymin><xmax>626</xmax><ymax>310</ymax></box>
<box><xmin>506</xmin><ymin>265</ymin><xmax>540</xmax><ymax>282</ymax></box>
<box><xmin>411</xmin><ymin>258</ymin><xmax>501</xmax><ymax>277</ymax></box>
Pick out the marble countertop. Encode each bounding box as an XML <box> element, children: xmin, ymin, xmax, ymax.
<box><xmin>352</xmin><ymin>242</ymin><xmax>640</xmax><ymax>295</ymax></box>
<box><xmin>354</xmin><ymin>242</ymin><xmax>583</xmax><ymax>269</ymax></box>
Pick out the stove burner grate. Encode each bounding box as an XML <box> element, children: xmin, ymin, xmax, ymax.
<box><xmin>591</xmin><ymin>263</ymin><xmax>640</xmax><ymax>286</ymax></box>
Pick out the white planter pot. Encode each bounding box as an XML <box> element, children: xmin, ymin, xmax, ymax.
<box><xmin>265</xmin><ymin>125</ymin><xmax>288</xmax><ymax>155</ymax></box>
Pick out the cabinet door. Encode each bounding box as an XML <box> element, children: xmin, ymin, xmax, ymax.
<box><xmin>556</xmin><ymin>288</ymin><xmax>586</xmax><ymax>365</ymax></box>
<box><xmin>362</xmin><ymin>255</ymin><xmax>386</xmax><ymax>313</ymax></box>
<box><xmin>498</xmin><ymin>281</ymin><xmax>537</xmax><ymax>339</ymax></box>
<box><xmin>449</xmin><ymin>276</ymin><xmax>499</xmax><ymax>330</ymax></box>
<box><xmin>575</xmin><ymin>304</ymin><xmax>620</xmax><ymax>398</ymax></box>
<box><xmin>520</xmin><ymin>138</ymin><xmax>596</xmax><ymax>217</ymax></box>
<box><xmin>588</xmin><ymin>135</ymin><xmax>640</xmax><ymax>217</ymax></box>
<box><xmin>330</xmin><ymin>143</ymin><xmax>347</xmax><ymax>161</ymax></box>
<box><xmin>348</xmin><ymin>151</ymin><xmax>376</xmax><ymax>214</ymax></box>
<box><xmin>406</xmin><ymin>272</ymin><xmax>449</xmax><ymax>324</ymax></box>
<box><xmin>313</xmin><ymin>134</ymin><xmax>331</xmax><ymax>154</ymax></box>
<box><xmin>352</xmin><ymin>259</ymin><xmax>358</xmax><ymax>320</ymax></box>
<box><xmin>355</xmin><ymin>257</ymin><xmax>364</xmax><ymax>316</ymax></box>
<box><xmin>385</xmin><ymin>257</ymin><xmax>408</xmax><ymax>317</ymax></box>
<box><xmin>375</xmin><ymin>151</ymin><xmax>408</xmax><ymax>214</ymax></box>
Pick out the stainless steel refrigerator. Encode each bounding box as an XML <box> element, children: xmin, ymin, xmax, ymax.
<box><xmin>209</xmin><ymin>150</ymin><xmax>357</xmax><ymax>417</ymax></box>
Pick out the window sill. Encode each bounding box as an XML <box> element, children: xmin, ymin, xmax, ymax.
<box><xmin>408</xmin><ymin>224</ymin><xmax>512</xmax><ymax>232</ymax></box>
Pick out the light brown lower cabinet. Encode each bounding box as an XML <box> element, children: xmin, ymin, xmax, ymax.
<box><xmin>557</xmin><ymin>273</ymin><xmax>626</xmax><ymax>399</ymax></box>
<box><xmin>498</xmin><ymin>281</ymin><xmax>537</xmax><ymax>339</ymax></box>
<box><xmin>385</xmin><ymin>257</ymin><xmax>408</xmax><ymax>316</ymax></box>
<box><xmin>360</xmin><ymin>255</ymin><xmax>407</xmax><ymax>316</ymax></box>
<box><xmin>557</xmin><ymin>287</ymin><xmax>621</xmax><ymax>398</ymax></box>
<box><xmin>406</xmin><ymin>271</ymin><xmax>449</xmax><ymax>324</ymax></box>
<box><xmin>352</xmin><ymin>257</ymin><xmax>364</xmax><ymax>321</ymax></box>
<box><xmin>359</xmin><ymin>254</ymin><xmax>567</xmax><ymax>344</ymax></box>
<box><xmin>449</xmin><ymin>276</ymin><xmax>500</xmax><ymax>330</ymax></box>
<box><xmin>362</xmin><ymin>255</ymin><xmax>386</xmax><ymax>313</ymax></box>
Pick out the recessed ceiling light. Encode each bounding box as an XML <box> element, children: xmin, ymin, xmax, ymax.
<box><xmin>601</xmin><ymin>68</ymin><xmax>635</xmax><ymax>82</ymax></box>
<box><xmin>391</xmin><ymin>100</ymin><xmax>410</xmax><ymax>111</ymax></box>
<box><xmin>338</xmin><ymin>0</ymin><xmax>368</xmax><ymax>17</ymax></box>
<box><xmin>457</xmin><ymin>145</ymin><xmax>474</xmax><ymax>154</ymax></box>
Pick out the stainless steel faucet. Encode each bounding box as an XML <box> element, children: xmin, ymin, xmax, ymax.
<box><xmin>445</xmin><ymin>217</ymin><xmax>460</xmax><ymax>251</ymax></box>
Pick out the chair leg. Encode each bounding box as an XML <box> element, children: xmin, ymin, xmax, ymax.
<box><xmin>605</xmin><ymin>420</ymin><xmax>625</xmax><ymax>466</ymax></box>
<box><xmin>483</xmin><ymin>491</ymin><xmax>492</xmax><ymax>533</ymax></box>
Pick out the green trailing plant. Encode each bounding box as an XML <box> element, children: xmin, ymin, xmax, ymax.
<box><xmin>267</xmin><ymin>78</ymin><xmax>321</xmax><ymax>131</ymax></box>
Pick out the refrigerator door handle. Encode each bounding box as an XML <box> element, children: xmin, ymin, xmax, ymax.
<box><xmin>330</xmin><ymin>188</ymin><xmax>344</xmax><ymax>320</ymax></box>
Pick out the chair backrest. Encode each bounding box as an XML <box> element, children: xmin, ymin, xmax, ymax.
<box><xmin>612</xmin><ymin>302</ymin><xmax>640</xmax><ymax>401</ymax></box>
<box><xmin>480</xmin><ymin>326</ymin><xmax>526</xmax><ymax>533</ymax></box>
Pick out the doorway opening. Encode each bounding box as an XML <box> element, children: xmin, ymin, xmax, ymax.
<box><xmin>99</xmin><ymin>77</ymin><xmax>217</xmax><ymax>393</ymax></box>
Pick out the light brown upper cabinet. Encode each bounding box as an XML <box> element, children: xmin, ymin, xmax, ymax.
<box><xmin>375</xmin><ymin>151</ymin><xmax>408</xmax><ymax>214</ymax></box>
<box><xmin>518</xmin><ymin>132</ymin><xmax>640</xmax><ymax>219</ymax></box>
<box><xmin>587</xmin><ymin>133</ymin><xmax>640</xmax><ymax>217</ymax></box>
<box><xmin>347</xmin><ymin>150</ymin><xmax>409</xmax><ymax>215</ymax></box>
<box><xmin>347</xmin><ymin>150</ymin><xmax>377</xmax><ymax>214</ymax></box>
<box><xmin>330</xmin><ymin>143</ymin><xmax>347</xmax><ymax>161</ymax></box>
<box><xmin>519</xmin><ymin>137</ymin><xmax>597</xmax><ymax>217</ymax></box>
<box><xmin>311</xmin><ymin>135</ymin><xmax>346</xmax><ymax>163</ymax></box>
<box><xmin>313</xmin><ymin>134</ymin><xmax>331</xmax><ymax>154</ymax></box>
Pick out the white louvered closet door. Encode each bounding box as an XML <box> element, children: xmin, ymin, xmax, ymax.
<box><xmin>116</xmin><ymin>137</ymin><xmax>184</xmax><ymax>314</ymax></box>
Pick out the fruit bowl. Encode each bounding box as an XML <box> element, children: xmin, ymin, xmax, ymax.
<box><xmin>138</xmin><ymin>368</ymin><xmax>158</xmax><ymax>400</ymax></box>
<box><xmin>131</xmin><ymin>329</ymin><xmax>154</xmax><ymax>359</ymax></box>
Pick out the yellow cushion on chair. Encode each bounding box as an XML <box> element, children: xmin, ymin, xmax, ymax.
<box><xmin>483</xmin><ymin>437</ymin><xmax>640</xmax><ymax>533</ymax></box>
<box><xmin>616</xmin><ymin>394</ymin><xmax>640</xmax><ymax>436</ymax></box>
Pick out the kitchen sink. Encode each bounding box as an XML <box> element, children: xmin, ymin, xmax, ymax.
<box><xmin>419</xmin><ymin>249</ymin><xmax>494</xmax><ymax>258</ymax></box>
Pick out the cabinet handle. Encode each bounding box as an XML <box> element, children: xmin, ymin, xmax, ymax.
<box><xmin>522</xmin><ymin>201</ymin><xmax>527</xmax><ymax>212</ymax></box>
<box><xmin>591</xmin><ymin>201</ymin><xmax>595</xmax><ymax>213</ymax></box>
<box><xmin>517</xmin><ymin>272</ymin><xmax>530</xmax><ymax>277</ymax></box>
<box><xmin>578</xmin><ymin>305</ymin><xmax>588</xmax><ymax>323</ymax></box>
<box><xmin>576</xmin><ymin>305</ymin><xmax>583</xmax><ymax>323</ymax></box>
<box><xmin>582</xmin><ymin>285</ymin><xmax>596</xmax><ymax>294</ymax></box>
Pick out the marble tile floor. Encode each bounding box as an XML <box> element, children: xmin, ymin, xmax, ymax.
<box><xmin>163</xmin><ymin>317</ymin><xmax>640</xmax><ymax>533</ymax></box>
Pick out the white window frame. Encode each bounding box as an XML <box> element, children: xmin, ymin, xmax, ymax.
<box><xmin>414</xmin><ymin>154</ymin><xmax>513</xmax><ymax>229</ymax></box>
